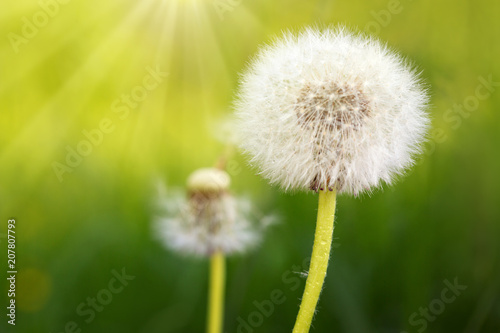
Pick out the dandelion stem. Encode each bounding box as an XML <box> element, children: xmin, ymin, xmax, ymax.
<box><xmin>207</xmin><ymin>251</ymin><xmax>225</xmax><ymax>333</ymax></box>
<box><xmin>292</xmin><ymin>189</ymin><xmax>337</xmax><ymax>333</ymax></box>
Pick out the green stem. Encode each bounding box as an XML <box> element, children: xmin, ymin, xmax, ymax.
<box><xmin>292</xmin><ymin>189</ymin><xmax>337</xmax><ymax>333</ymax></box>
<box><xmin>207</xmin><ymin>251</ymin><xmax>225</xmax><ymax>333</ymax></box>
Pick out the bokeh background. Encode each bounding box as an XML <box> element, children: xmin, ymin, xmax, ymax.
<box><xmin>1</xmin><ymin>0</ymin><xmax>500</xmax><ymax>332</ymax></box>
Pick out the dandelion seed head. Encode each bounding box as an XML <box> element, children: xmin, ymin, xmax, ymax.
<box><xmin>155</xmin><ymin>169</ymin><xmax>271</xmax><ymax>257</ymax></box>
<box><xmin>234</xmin><ymin>26</ymin><xmax>430</xmax><ymax>194</ymax></box>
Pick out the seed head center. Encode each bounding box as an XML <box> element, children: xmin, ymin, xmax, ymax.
<box><xmin>295</xmin><ymin>82</ymin><xmax>370</xmax><ymax>133</ymax></box>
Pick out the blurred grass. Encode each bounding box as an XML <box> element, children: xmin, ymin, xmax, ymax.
<box><xmin>1</xmin><ymin>0</ymin><xmax>500</xmax><ymax>332</ymax></box>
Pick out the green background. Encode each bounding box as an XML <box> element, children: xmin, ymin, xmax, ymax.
<box><xmin>1</xmin><ymin>0</ymin><xmax>499</xmax><ymax>332</ymax></box>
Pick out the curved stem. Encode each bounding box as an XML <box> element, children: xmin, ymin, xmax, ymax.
<box><xmin>292</xmin><ymin>189</ymin><xmax>337</xmax><ymax>333</ymax></box>
<box><xmin>207</xmin><ymin>251</ymin><xmax>225</xmax><ymax>333</ymax></box>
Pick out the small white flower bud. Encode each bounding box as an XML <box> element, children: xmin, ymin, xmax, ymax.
<box><xmin>187</xmin><ymin>168</ymin><xmax>231</xmax><ymax>193</ymax></box>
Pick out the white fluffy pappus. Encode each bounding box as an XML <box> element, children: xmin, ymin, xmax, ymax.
<box><xmin>234</xmin><ymin>27</ymin><xmax>430</xmax><ymax>195</ymax></box>
<box><xmin>154</xmin><ymin>168</ymin><xmax>273</xmax><ymax>257</ymax></box>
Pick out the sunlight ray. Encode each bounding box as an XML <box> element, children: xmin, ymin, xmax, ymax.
<box><xmin>0</xmin><ymin>0</ymin><xmax>158</xmax><ymax>172</ymax></box>
<box><xmin>0</xmin><ymin>0</ymin><xmax>121</xmax><ymax>93</ymax></box>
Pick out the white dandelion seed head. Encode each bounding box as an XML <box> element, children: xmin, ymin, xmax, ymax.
<box><xmin>155</xmin><ymin>168</ymin><xmax>270</xmax><ymax>257</ymax></box>
<box><xmin>234</xmin><ymin>26</ymin><xmax>430</xmax><ymax>195</ymax></box>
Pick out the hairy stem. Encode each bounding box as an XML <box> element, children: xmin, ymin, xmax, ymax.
<box><xmin>292</xmin><ymin>189</ymin><xmax>337</xmax><ymax>333</ymax></box>
<box><xmin>207</xmin><ymin>251</ymin><xmax>225</xmax><ymax>333</ymax></box>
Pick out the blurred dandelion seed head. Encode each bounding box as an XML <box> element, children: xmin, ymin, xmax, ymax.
<box><xmin>155</xmin><ymin>168</ymin><xmax>272</xmax><ymax>257</ymax></box>
<box><xmin>234</xmin><ymin>26</ymin><xmax>430</xmax><ymax>194</ymax></box>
